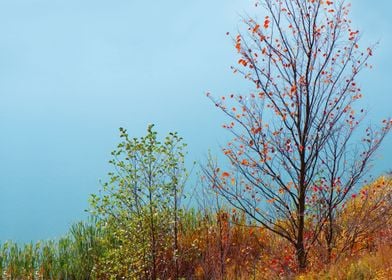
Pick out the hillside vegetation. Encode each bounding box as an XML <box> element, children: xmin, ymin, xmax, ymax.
<box><xmin>0</xmin><ymin>127</ymin><xmax>391</xmax><ymax>279</ymax></box>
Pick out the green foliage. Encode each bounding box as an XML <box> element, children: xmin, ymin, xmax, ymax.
<box><xmin>0</xmin><ymin>125</ymin><xmax>189</xmax><ymax>280</ymax></box>
<box><xmin>0</xmin><ymin>218</ymin><xmax>103</xmax><ymax>279</ymax></box>
<box><xmin>89</xmin><ymin>124</ymin><xmax>188</xmax><ymax>279</ymax></box>
<box><xmin>90</xmin><ymin>124</ymin><xmax>187</xmax><ymax>218</ymax></box>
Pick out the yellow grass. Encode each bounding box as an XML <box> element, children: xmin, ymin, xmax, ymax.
<box><xmin>297</xmin><ymin>246</ymin><xmax>392</xmax><ymax>280</ymax></box>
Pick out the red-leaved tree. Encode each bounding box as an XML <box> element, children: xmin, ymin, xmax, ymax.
<box><xmin>204</xmin><ymin>0</ymin><xmax>391</xmax><ymax>270</ymax></box>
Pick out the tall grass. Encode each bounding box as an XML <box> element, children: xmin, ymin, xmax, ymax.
<box><xmin>0</xmin><ymin>218</ymin><xmax>103</xmax><ymax>280</ymax></box>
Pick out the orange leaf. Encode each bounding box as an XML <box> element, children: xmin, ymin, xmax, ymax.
<box><xmin>238</xmin><ymin>59</ymin><xmax>248</xmax><ymax>66</ymax></box>
<box><xmin>251</xmin><ymin>127</ymin><xmax>262</xmax><ymax>134</ymax></box>
<box><xmin>264</xmin><ymin>19</ymin><xmax>270</xmax><ymax>29</ymax></box>
<box><xmin>290</xmin><ymin>84</ymin><xmax>297</xmax><ymax>94</ymax></box>
<box><xmin>235</xmin><ymin>42</ymin><xmax>241</xmax><ymax>52</ymax></box>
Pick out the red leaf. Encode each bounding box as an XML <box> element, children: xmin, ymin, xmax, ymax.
<box><xmin>264</xmin><ymin>17</ymin><xmax>270</xmax><ymax>29</ymax></box>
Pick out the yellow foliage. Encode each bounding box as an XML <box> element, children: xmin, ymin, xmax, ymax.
<box><xmin>297</xmin><ymin>246</ymin><xmax>392</xmax><ymax>280</ymax></box>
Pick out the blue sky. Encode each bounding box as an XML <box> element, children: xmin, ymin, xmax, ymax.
<box><xmin>0</xmin><ymin>0</ymin><xmax>391</xmax><ymax>242</ymax></box>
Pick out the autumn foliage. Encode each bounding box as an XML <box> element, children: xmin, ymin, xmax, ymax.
<box><xmin>206</xmin><ymin>0</ymin><xmax>391</xmax><ymax>271</ymax></box>
<box><xmin>1</xmin><ymin>176</ymin><xmax>391</xmax><ymax>279</ymax></box>
<box><xmin>0</xmin><ymin>0</ymin><xmax>391</xmax><ymax>279</ymax></box>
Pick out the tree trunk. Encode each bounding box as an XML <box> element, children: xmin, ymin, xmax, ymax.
<box><xmin>173</xmin><ymin>185</ymin><xmax>179</xmax><ymax>280</ymax></box>
<box><xmin>297</xmin><ymin>168</ymin><xmax>307</xmax><ymax>271</ymax></box>
<box><xmin>296</xmin><ymin>242</ymin><xmax>307</xmax><ymax>272</ymax></box>
<box><xmin>326</xmin><ymin>213</ymin><xmax>334</xmax><ymax>263</ymax></box>
<box><xmin>296</xmin><ymin>199</ymin><xmax>307</xmax><ymax>271</ymax></box>
<box><xmin>149</xmin><ymin>191</ymin><xmax>157</xmax><ymax>280</ymax></box>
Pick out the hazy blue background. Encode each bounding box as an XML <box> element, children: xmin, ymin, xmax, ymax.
<box><xmin>0</xmin><ymin>0</ymin><xmax>390</xmax><ymax>242</ymax></box>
